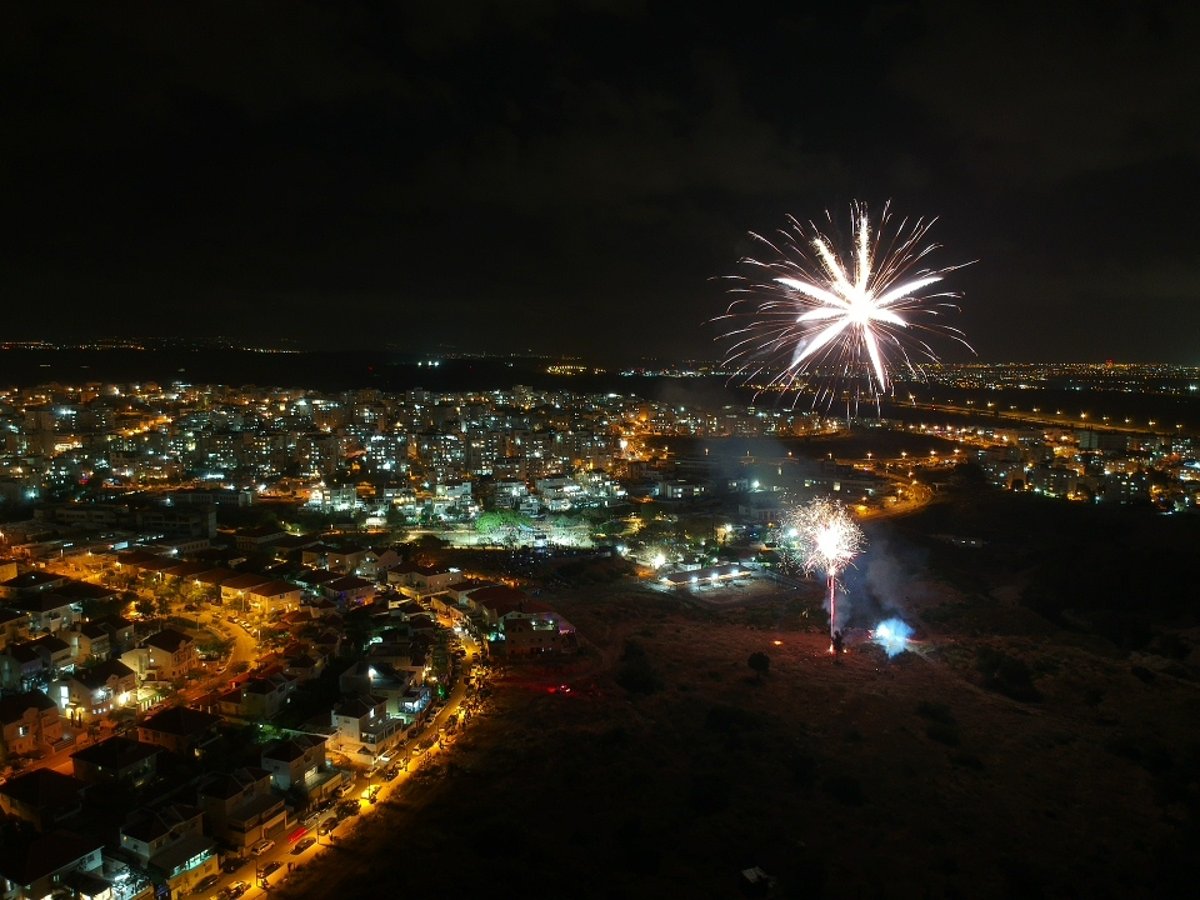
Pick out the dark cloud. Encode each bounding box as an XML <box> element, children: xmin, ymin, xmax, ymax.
<box><xmin>2</xmin><ymin>1</ymin><xmax>1196</xmax><ymax>361</ymax></box>
<box><xmin>892</xmin><ymin>1</ymin><xmax>1200</xmax><ymax>186</ymax></box>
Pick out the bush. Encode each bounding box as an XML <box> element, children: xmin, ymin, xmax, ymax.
<box><xmin>748</xmin><ymin>651</ymin><xmax>770</xmax><ymax>680</ymax></box>
<box><xmin>823</xmin><ymin>774</ymin><xmax>864</xmax><ymax>806</ymax></box>
<box><xmin>916</xmin><ymin>701</ymin><xmax>956</xmax><ymax>725</ymax></box>
<box><xmin>926</xmin><ymin>722</ymin><xmax>961</xmax><ymax>747</ymax></box>
<box><xmin>704</xmin><ymin>704</ymin><xmax>765</xmax><ymax>734</ymax></box>
<box><xmin>976</xmin><ymin>647</ymin><xmax>1041</xmax><ymax>701</ymax></box>
<box><xmin>951</xmin><ymin>752</ymin><xmax>985</xmax><ymax>770</ymax></box>
<box><xmin>1107</xmin><ymin>733</ymin><xmax>1174</xmax><ymax>775</ymax></box>
<box><xmin>789</xmin><ymin>751</ymin><xmax>817</xmax><ymax>787</ymax></box>
<box><xmin>620</xmin><ymin>639</ymin><xmax>646</xmax><ymax>662</ymax></box>
<box><xmin>616</xmin><ymin>658</ymin><xmax>661</xmax><ymax>695</ymax></box>
<box><xmin>687</xmin><ymin>773</ymin><xmax>731</xmax><ymax>815</ymax></box>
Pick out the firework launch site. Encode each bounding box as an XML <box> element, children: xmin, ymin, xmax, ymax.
<box><xmin>276</xmin><ymin>473</ymin><xmax>1200</xmax><ymax>900</ymax></box>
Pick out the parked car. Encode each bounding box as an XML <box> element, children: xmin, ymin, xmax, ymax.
<box><xmin>190</xmin><ymin>874</ymin><xmax>219</xmax><ymax>895</ymax></box>
<box><xmin>318</xmin><ymin>818</ymin><xmax>337</xmax><ymax>836</ymax></box>
<box><xmin>250</xmin><ymin>839</ymin><xmax>274</xmax><ymax>857</ymax></box>
<box><xmin>228</xmin><ymin>882</ymin><xmax>249</xmax><ymax>898</ymax></box>
<box><xmin>291</xmin><ymin>837</ymin><xmax>316</xmax><ymax>855</ymax></box>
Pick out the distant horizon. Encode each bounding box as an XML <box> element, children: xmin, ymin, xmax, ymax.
<box><xmin>1</xmin><ymin>338</ymin><xmax>1197</xmax><ymax>370</ymax></box>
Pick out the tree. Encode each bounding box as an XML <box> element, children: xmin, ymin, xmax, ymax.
<box><xmin>475</xmin><ymin>510</ymin><xmax>531</xmax><ymax>546</ymax></box>
<box><xmin>415</xmin><ymin>533</ymin><xmax>447</xmax><ymax>553</ymax></box>
<box><xmin>82</xmin><ymin>595</ymin><xmax>126</xmax><ymax>620</ymax></box>
<box><xmin>748</xmin><ymin>651</ymin><xmax>770</xmax><ymax>682</ymax></box>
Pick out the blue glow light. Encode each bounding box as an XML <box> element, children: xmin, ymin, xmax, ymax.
<box><xmin>874</xmin><ymin>617</ymin><xmax>913</xmax><ymax>657</ymax></box>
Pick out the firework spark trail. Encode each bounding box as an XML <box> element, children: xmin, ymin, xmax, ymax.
<box><xmin>716</xmin><ymin>201</ymin><xmax>972</xmax><ymax>406</ymax></box>
<box><xmin>786</xmin><ymin>498</ymin><xmax>865</xmax><ymax>638</ymax></box>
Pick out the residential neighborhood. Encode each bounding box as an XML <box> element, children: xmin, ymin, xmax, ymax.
<box><xmin>1</xmin><ymin>367</ymin><xmax>1198</xmax><ymax>898</ymax></box>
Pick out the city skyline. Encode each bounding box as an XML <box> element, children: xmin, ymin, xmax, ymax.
<box><xmin>4</xmin><ymin>5</ymin><xmax>1198</xmax><ymax>364</ymax></box>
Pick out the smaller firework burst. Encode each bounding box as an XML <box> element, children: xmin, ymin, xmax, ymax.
<box><xmin>784</xmin><ymin>498</ymin><xmax>864</xmax><ymax>637</ymax></box>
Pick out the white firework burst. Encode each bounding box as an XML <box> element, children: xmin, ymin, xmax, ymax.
<box><xmin>716</xmin><ymin>201</ymin><xmax>972</xmax><ymax>404</ymax></box>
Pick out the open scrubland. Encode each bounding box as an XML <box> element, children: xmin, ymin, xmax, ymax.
<box><xmin>281</xmin><ymin>487</ymin><xmax>1200</xmax><ymax>899</ymax></box>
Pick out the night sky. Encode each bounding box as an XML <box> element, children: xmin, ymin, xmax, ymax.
<box><xmin>4</xmin><ymin>2</ymin><xmax>1198</xmax><ymax>363</ymax></box>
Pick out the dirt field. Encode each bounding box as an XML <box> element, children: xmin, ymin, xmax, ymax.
<box><xmin>274</xmin><ymin>547</ymin><xmax>1199</xmax><ymax>899</ymax></box>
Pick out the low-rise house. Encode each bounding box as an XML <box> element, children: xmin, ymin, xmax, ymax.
<box><xmin>0</xmin><ymin>570</ymin><xmax>67</xmax><ymax>600</ymax></box>
<box><xmin>300</xmin><ymin>596</ymin><xmax>339</xmax><ymax>619</ymax></box>
<box><xmin>386</xmin><ymin>595</ymin><xmax>424</xmax><ymax>616</ymax></box>
<box><xmin>234</xmin><ymin>524</ymin><xmax>288</xmax><ymax>552</ymax></box>
<box><xmin>138</xmin><ymin>706</ymin><xmax>221</xmax><ymax>757</ymax></box>
<box><xmin>0</xmin><ymin>642</ymin><xmax>45</xmax><ymax>691</ymax></box>
<box><xmin>465</xmin><ymin>584</ymin><xmax>532</xmax><ymax>626</ymax></box>
<box><xmin>71</xmin><ymin>735</ymin><xmax>161</xmax><ymax>787</ymax></box>
<box><xmin>338</xmin><ymin>660</ymin><xmax>414</xmax><ymax>718</ymax></box>
<box><xmin>299</xmin><ymin>543</ymin><xmax>337</xmax><ymax>570</ymax></box>
<box><xmin>196</xmin><ymin>767</ymin><xmax>286</xmax><ymax>850</ymax></box>
<box><xmin>70</xmin><ymin>621</ymin><xmax>113</xmax><ymax>663</ymax></box>
<box><xmin>443</xmin><ymin>579</ymin><xmax>493</xmax><ymax>605</ymax></box>
<box><xmin>191</xmin><ymin>568</ymin><xmax>237</xmax><ymax>601</ymax></box>
<box><xmin>161</xmin><ymin>560</ymin><xmax>215</xmax><ymax>582</ymax></box>
<box><xmin>218</xmin><ymin>572</ymin><xmax>272</xmax><ymax>609</ymax></box>
<box><xmin>500</xmin><ymin>608</ymin><xmax>577</xmax><ymax>657</ymax></box>
<box><xmin>310</xmin><ymin>627</ymin><xmax>343</xmax><ymax>660</ymax></box>
<box><xmin>357</xmin><ymin>547</ymin><xmax>401</xmax><ymax>578</ymax></box>
<box><xmin>0</xmin><ymin>831</ymin><xmax>104</xmax><ymax>900</ymax></box>
<box><xmin>260</xmin><ymin>733</ymin><xmax>338</xmax><ymax>797</ymax></box>
<box><xmin>366</xmin><ymin>637</ymin><xmax>427</xmax><ymax>678</ymax></box>
<box><xmin>324</xmin><ymin>545</ymin><xmax>371</xmax><ymax>575</ymax></box>
<box><xmin>283</xmin><ymin>651</ymin><xmax>323</xmax><ymax>683</ymax></box>
<box><xmin>217</xmin><ymin>673</ymin><xmax>294</xmax><ymax>720</ymax></box>
<box><xmin>247</xmin><ymin>579</ymin><xmax>303</xmax><ymax>615</ymax></box>
<box><xmin>295</xmin><ymin>567</ymin><xmax>340</xmax><ymax>591</ymax></box>
<box><xmin>0</xmin><ymin>690</ymin><xmax>63</xmax><ymax>758</ymax></box>
<box><xmin>119</xmin><ymin>803</ymin><xmax>217</xmax><ymax>899</ymax></box>
<box><xmin>9</xmin><ymin>592</ymin><xmax>79</xmax><ymax>634</ymax></box>
<box><xmin>92</xmin><ymin>613</ymin><xmax>135</xmax><ymax>654</ymax></box>
<box><xmin>404</xmin><ymin>613</ymin><xmax>438</xmax><ymax>635</ymax></box>
<box><xmin>0</xmin><ymin>768</ymin><xmax>86</xmax><ymax>832</ymax></box>
<box><xmin>54</xmin><ymin>659</ymin><xmax>138</xmax><ymax>722</ymax></box>
<box><xmin>324</xmin><ymin>575</ymin><xmax>374</xmax><ymax>606</ymax></box>
<box><xmin>26</xmin><ymin>633</ymin><xmax>73</xmax><ymax>676</ymax></box>
<box><xmin>53</xmin><ymin>579</ymin><xmax>121</xmax><ymax>609</ymax></box>
<box><xmin>387</xmin><ymin>564</ymin><xmax>457</xmax><ymax>598</ymax></box>
<box><xmin>330</xmin><ymin>694</ymin><xmax>406</xmax><ymax>759</ymax></box>
<box><xmin>399</xmin><ymin>682</ymin><xmax>432</xmax><ymax>722</ymax></box>
<box><xmin>142</xmin><ymin>629</ymin><xmax>199</xmax><ymax>681</ymax></box>
<box><xmin>0</xmin><ymin>606</ymin><xmax>31</xmax><ymax>651</ymax></box>
<box><xmin>114</xmin><ymin>550</ymin><xmax>164</xmax><ymax>573</ymax></box>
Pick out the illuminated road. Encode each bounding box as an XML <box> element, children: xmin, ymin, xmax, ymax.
<box><xmin>214</xmin><ymin>626</ymin><xmax>488</xmax><ymax>900</ymax></box>
<box><xmin>906</xmin><ymin>399</ymin><xmax>1185</xmax><ymax>436</ymax></box>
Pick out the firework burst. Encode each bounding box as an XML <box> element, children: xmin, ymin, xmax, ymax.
<box><xmin>716</xmin><ymin>201</ymin><xmax>972</xmax><ymax>405</ymax></box>
<box><xmin>784</xmin><ymin>498</ymin><xmax>865</xmax><ymax>637</ymax></box>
